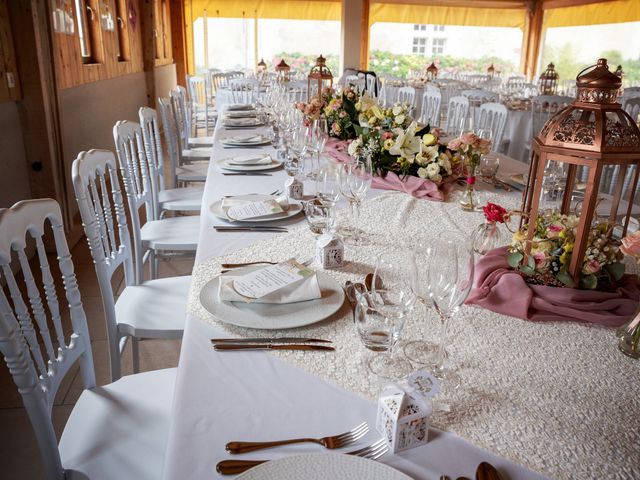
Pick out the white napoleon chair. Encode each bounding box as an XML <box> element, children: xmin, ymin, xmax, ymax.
<box><xmin>604</xmin><ymin>98</ymin><xmax>640</xmax><ymax>196</ymax></box>
<box><xmin>72</xmin><ymin>150</ymin><xmax>190</xmax><ymax>379</ymax></box>
<box><xmin>186</xmin><ymin>75</ymin><xmax>217</xmax><ymax>136</ymax></box>
<box><xmin>475</xmin><ymin>102</ymin><xmax>508</xmax><ymax>153</ymax></box>
<box><xmin>621</xmin><ymin>86</ymin><xmax>640</xmax><ymax>103</ymax></box>
<box><xmin>623</xmin><ymin>96</ymin><xmax>640</xmax><ymax>125</ymax></box>
<box><xmin>396</xmin><ymin>86</ymin><xmax>417</xmax><ymax>112</ymax></box>
<box><xmin>113</xmin><ymin>121</ymin><xmax>199</xmax><ymax>281</ymax></box>
<box><xmin>139</xmin><ymin>106</ymin><xmax>203</xmax><ymax>214</ymax></box>
<box><xmin>170</xmin><ymin>86</ymin><xmax>215</xmax><ymax>151</ymax></box>
<box><xmin>418</xmin><ymin>88</ymin><xmax>442</xmax><ymax>127</ymax></box>
<box><xmin>229</xmin><ymin>78</ymin><xmax>258</xmax><ymax>104</ymax></box>
<box><xmin>0</xmin><ymin>198</ymin><xmax>176</xmax><ymax>480</ymax></box>
<box><xmin>444</xmin><ymin>95</ymin><xmax>470</xmax><ymax>135</ymax></box>
<box><xmin>158</xmin><ymin>97</ymin><xmax>208</xmax><ymax>184</ymax></box>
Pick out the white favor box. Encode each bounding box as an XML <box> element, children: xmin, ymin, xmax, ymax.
<box><xmin>376</xmin><ymin>387</ymin><xmax>431</xmax><ymax>453</ymax></box>
<box><xmin>315</xmin><ymin>233</ymin><xmax>344</xmax><ymax>269</ymax></box>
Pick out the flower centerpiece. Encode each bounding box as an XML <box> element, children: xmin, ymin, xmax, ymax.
<box><xmin>507</xmin><ymin>210</ymin><xmax>625</xmax><ymax>290</ymax></box>
<box><xmin>447</xmin><ymin>132</ymin><xmax>492</xmax><ymax>211</ymax></box>
<box><xmin>348</xmin><ymin>119</ymin><xmax>458</xmax><ymax>185</ymax></box>
<box><xmin>618</xmin><ymin>231</ymin><xmax>640</xmax><ymax>359</ymax></box>
<box><xmin>296</xmin><ymin>85</ymin><xmax>361</xmax><ymax>140</ymax></box>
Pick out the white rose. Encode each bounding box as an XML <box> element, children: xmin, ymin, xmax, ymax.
<box><xmin>415</xmin><ymin>152</ymin><xmax>427</xmax><ymax>166</ymax></box>
<box><xmin>395</xmin><ymin>114</ymin><xmax>405</xmax><ymax>125</ymax></box>
<box><xmin>348</xmin><ymin>138</ymin><xmax>362</xmax><ymax>156</ymax></box>
<box><xmin>426</xmin><ymin>162</ymin><xmax>440</xmax><ymax>178</ymax></box>
<box><xmin>417</xmin><ymin>167</ymin><xmax>428</xmax><ymax>179</ymax></box>
<box><xmin>392</xmin><ymin>105</ymin><xmax>403</xmax><ymax>116</ymax></box>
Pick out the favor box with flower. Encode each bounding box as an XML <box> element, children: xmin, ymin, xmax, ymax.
<box><xmin>315</xmin><ymin>233</ymin><xmax>344</xmax><ymax>269</ymax></box>
<box><xmin>375</xmin><ymin>386</ymin><xmax>430</xmax><ymax>453</ymax></box>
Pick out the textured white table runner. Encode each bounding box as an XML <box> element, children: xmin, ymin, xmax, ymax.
<box><xmin>188</xmin><ymin>191</ymin><xmax>640</xmax><ymax>480</ymax></box>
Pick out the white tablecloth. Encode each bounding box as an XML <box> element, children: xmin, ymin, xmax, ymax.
<box><xmin>503</xmin><ymin>109</ymin><xmax>531</xmax><ymax>162</ymax></box>
<box><xmin>161</xmin><ymin>113</ymin><xmax>636</xmax><ymax>480</ymax></box>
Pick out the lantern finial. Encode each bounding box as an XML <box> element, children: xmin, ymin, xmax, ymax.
<box><xmin>575</xmin><ymin>58</ymin><xmax>621</xmax><ymax>104</ymax></box>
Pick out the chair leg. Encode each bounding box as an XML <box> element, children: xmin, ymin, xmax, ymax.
<box><xmin>149</xmin><ymin>249</ymin><xmax>158</xmax><ymax>280</ymax></box>
<box><xmin>131</xmin><ymin>337</ymin><xmax>140</xmax><ymax>374</ymax></box>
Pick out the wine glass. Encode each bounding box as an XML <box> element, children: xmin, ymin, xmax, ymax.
<box><xmin>289</xmin><ymin>125</ymin><xmax>308</xmax><ymax>174</ymax></box>
<box><xmin>427</xmin><ymin>239</ymin><xmax>474</xmax><ymax>383</ymax></box>
<box><xmin>354</xmin><ymin>253</ymin><xmax>417</xmax><ymax>380</ymax></box>
<box><xmin>316</xmin><ymin>164</ymin><xmax>342</xmax><ymax>206</ymax></box>
<box><xmin>338</xmin><ymin>157</ymin><xmax>373</xmax><ymax>245</ymax></box>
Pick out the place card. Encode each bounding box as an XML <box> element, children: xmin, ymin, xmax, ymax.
<box><xmin>232</xmin><ymin>260</ymin><xmax>314</xmax><ymax>299</ymax></box>
<box><xmin>226</xmin><ymin>199</ymin><xmax>284</xmax><ymax>221</ymax></box>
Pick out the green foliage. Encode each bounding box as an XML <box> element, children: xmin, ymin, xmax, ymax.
<box><xmin>271</xmin><ymin>53</ymin><xmax>339</xmax><ymax>76</ymax></box>
<box><xmin>368</xmin><ymin>50</ymin><xmax>519</xmax><ymax>77</ymax></box>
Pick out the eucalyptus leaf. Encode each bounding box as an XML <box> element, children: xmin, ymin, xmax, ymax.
<box><xmin>605</xmin><ymin>262</ymin><xmax>625</xmax><ymax>281</ymax></box>
<box><xmin>557</xmin><ymin>270</ymin><xmax>576</xmax><ymax>288</ymax></box>
<box><xmin>527</xmin><ymin>254</ymin><xmax>536</xmax><ymax>269</ymax></box>
<box><xmin>506</xmin><ymin>252</ymin><xmax>523</xmax><ymax>268</ymax></box>
<box><xmin>580</xmin><ymin>274</ymin><xmax>598</xmax><ymax>290</ymax></box>
<box><xmin>520</xmin><ymin>266</ymin><xmax>535</xmax><ymax>275</ymax></box>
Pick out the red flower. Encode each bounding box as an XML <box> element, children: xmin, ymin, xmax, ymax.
<box><xmin>483</xmin><ymin>203</ymin><xmax>507</xmax><ymax>223</ymax></box>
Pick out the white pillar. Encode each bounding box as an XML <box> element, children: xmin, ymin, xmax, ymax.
<box><xmin>340</xmin><ymin>0</ymin><xmax>364</xmax><ymax>75</ymax></box>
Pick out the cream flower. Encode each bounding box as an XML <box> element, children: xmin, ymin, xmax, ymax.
<box><xmin>383</xmin><ymin>138</ymin><xmax>395</xmax><ymax>150</ymax></box>
<box><xmin>417</xmin><ymin>167</ymin><xmax>428</xmax><ymax>179</ymax></box>
<box><xmin>357</xmin><ymin>92</ymin><xmax>377</xmax><ymax>112</ymax></box>
<box><xmin>389</xmin><ymin>122</ymin><xmax>421</xmax><ymax>160</ymax></box>
<box><xmin>347</xmin><ymin>138</ymin><xmax>362</xmax><ymax>156</ymax></box>
<box><xmin>392</xmin><ymin>105</ymin><xmax>403</xmax><ymax>116</ymax></box>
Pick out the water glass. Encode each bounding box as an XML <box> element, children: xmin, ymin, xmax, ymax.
<box><xmin>304</xmin><ymin>200</ymin><xmax>335</xmax><ymax>234</ymax></box>
<box><xmin>479</xmin><ymin>154</ymin><xmax>500</xmax><ymax>179</ymax></box>
<box><xmin>316</xmin><ymin>164</ymin><xmax>342</xmax><ymax>206</ymax></box>
<box><xmin>339</xmin><ymin>157</ymin><xmax>373</xmax><ymax>244</ymax></box>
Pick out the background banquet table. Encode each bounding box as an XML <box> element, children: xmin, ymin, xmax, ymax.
<box><xmin>161</xmin><ymin>110</ymin><xmax>639</xmax><ymax>480</ymax></box>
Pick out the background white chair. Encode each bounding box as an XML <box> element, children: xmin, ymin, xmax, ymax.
<box><xmin>158</xmin><ymin>97</ymin><xmax>208</xmax><ymax>184</ymax></box>
<box><xmin>475</xmin><ymin>102</ymin><xmax>509</xmax><ymax>153</ymax></box>
<box><xmin>396</xmin><ymin>86</ymin><xmax>416</xmax><ymax>112</ymax></box>
<box><xmin>186</xmin><ymin>75</ymin><xmax>216</xmax><ymax>136</ymax></box>
<box><xmin>444</xmin><ymin>95</ymin><xmax>470</xmax><ymax>135</ymax></box>
<box><xmin>418</xmin><ymin>89</ymin><xmax>441</xmax><ymax>127</ymax></box>
<box><xmin>170</xmin><ymin>86</ymin><xmax>215</xmax><ymax>151</ymax></box>
<box><xmin>139</xmin><ymin>107</ymin><xmax>203</xmax><ymax>214</ymax></box>
<box><xmin>113</xmin><ymin>121</ymin><xmax>199</xmax><ymax>281</ymax></box>
<box><xmin>0</xmin><ymin>198</ymin><xmax>176</xmax><ymax>480</ymax></box>
<box><xmin>623</xmin><ymin>96</ymin><xmax>640</xmax><ymax>125</ymax></box>
<box><xmin>229</xmin><ymin>78</ymin><xmax>258</xmax><ymax>104</ymax></box>
<box><xmin>72</xmin><ymin>150</ymin><xmax>190</xmax><ymax>380</ymax></box>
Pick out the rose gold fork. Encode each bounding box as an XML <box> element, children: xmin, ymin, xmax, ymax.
<box><xmin>225</xmin><ymin>422</ymin><xmax>368</xmax><ymax>454</ymax></box>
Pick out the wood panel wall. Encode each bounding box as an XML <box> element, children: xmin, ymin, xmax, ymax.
<box><xmin>52</xmin><ymin>0</ymin><xmax>173</xmax><ymax>90</ymax></box>
<box><xmin>0</xmin><ymin>0</ymin><xmax>21</xmax><ymax>101</ymax></box>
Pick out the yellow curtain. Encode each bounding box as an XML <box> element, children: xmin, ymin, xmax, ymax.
<box><xmin>187</xmin><ymin>0</ymin><xmax>341</xmax><ymax>21</ymax></box>
<box><xmin>369</xmin><ymin>2</ymin><xmax>527</xmax><ymax>29</ymax></box>
<box><xmin>545</xmin><ymin>0</ymin><xmax>640</xmax><ymax>28</ymax></box>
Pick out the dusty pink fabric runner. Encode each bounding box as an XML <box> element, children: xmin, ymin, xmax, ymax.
<box><xmin>324</xmin><ymin>138</ymin><xmax>452</xmax><ymax>201</ymax></box>
<box><xmin>466</xmin><ymin>247</ymin><xmax>640</xmax><ymax>327</ymax></box>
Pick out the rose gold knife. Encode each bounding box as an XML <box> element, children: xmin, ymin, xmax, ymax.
<box><xmin>213</xmin><ymin>344</ymin><xmax>335</xmax><ymax>351</ymax></box>
<box><xmin>210</xmin><ymin>337</ymin><xmax>332</xmax><ymax>344</ymax></box>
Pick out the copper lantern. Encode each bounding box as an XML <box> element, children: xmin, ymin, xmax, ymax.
<box><xmin>257</xmin><ymin>58</ymin><xmax>267</xmax><ymax>74</ymax></box>
<box><xmin>615</xmin><ymin>64</ymin><xmax>624</xmax><ymax>79</ymax></box>
<box><xmin>275</xmin><ymin>59</ymin><xmax>290</xmax><ymax>82</ymax></box>
<box><xmin>426</xmin><ymin>62</ymin><xmax>438</xmax><ymax>80</ymax></box>
<box><xmin>522</xmin><ymin>58</ymin><xmax>640</xmax><ymax>284</ymax></box>
<box><xmin>307</xmin><ymin>55</ymin><xmax>333</xmax><ymax>102</ymax></box>
<box><xmin>538</xmin><ymin>62</ymin><xmax>559</xmax><ymax>95</ymax></box>
<box><xmin>487</xmin><ymin>63</ymin><xmax>495</xmax><ymax>78</ymax></box>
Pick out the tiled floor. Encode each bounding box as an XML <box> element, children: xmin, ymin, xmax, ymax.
<box><xmin>0</xmin><ymin>237</ymin><xmax>194</xmax><ymax>479</ymax></box>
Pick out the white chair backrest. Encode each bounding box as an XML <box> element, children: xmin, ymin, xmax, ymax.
<box><xmin>397</xmin><ymin>86</ymin><xmax>416</xmax><ymax>110</ymax></box>
<box><xmin>0</xmin><ymin>198</ymin><xmax>95</xmax><ymax>479</ymax></box>
<box><xmin>139</xmin><ymin>106</ymin><xmax>165</xmax><ymax>194</ymax></box>
<box><xmin>468</xmin><ymin>74</ymin><xmax>490</xmax><ymax>86</ymax></box>
<box><xmin>113</xmin><ymin>121</ymin><xmax>156</xmax><ymax>283</ymax></box>
<box><xmin>522</xmin><ymin>83</ymin><xmax>539</xmax><ymax>98</ymax></box>
<box><xmin>531</xmin><ymin>95</ymin><xmax>574</xmax><ymax>138</ymax></box>
<box><xmin>230</xmin><ymin>80</ymin><xmax>256</xmax><ymax>104</ymax></box>
<box><xmin>169</xmin><ymin>86</ymin><xmax>191</xmax><ymax>151</ymax></box>
<box><xmin>286</xmin><ymin>84</ymin><xmax>308</xmax><ymax>103</ymax></box>
<box><xmin>623</xmin><ymin>96</ymin><xmax>640</xmax><ymax>124</ymax></box>
<box><xmin>444</xmin><ymin>95</ymin><xmax>470</xmax><ymax>134</ymax></box>
<box><xmin>476</xmin><ymin>102</ymin><xmax>508</xmax><ymax>150</ymax></box>
<box><xmin>157</xmin><ymin>97</ymin><xmax>181</xmax><ymax>186</ymax></box>
<box><xmin>71</xmin><ymin>150</ymin><xmax>135</xmax><ymax>381</ymax></box>
<box><xmin>622</xmin><ymin>87</ymin><xmax>640</xmax><ymax>103</ymax></box>
<box><xmin>419</xmin><ymin>89</ymin><xmax>441</xmax><ymax>127</ymax></box>
<box><xmin>186</xmin><ymin>75</ymin><xmax>210</xmax><ymax>107</ymax></box>
<box><xmin>461</xmin><ymin>89</ymin><xmax>499</xmax><ymax>104</ymax></box>
<box><xmin>210</xmin><ymin>71</ymin><xmax>228</xmax><ymax>93</ymax></box>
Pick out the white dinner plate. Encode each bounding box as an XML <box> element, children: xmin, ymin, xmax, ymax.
<box><xmin>227</xmin><ymin>104</ymin><xmax>256</xmax><ymax>111</ymax></box>
<box><xmin>199</xmin><ymin>267</ymin><xmax>345</xmax><ymax>329</ymax></box>
<box><xmin>225</xmin><ymin>111</ymin><xmax>257</xmax><ymax>118</ymax></box>
<box><xmin>209</xmin><ymin>194</ymin><xmax>303</xmax><ymax>222</ymax></box>
<box><xmin>218</xmin><ymin>157</ymin><xmax>282</xmax><ymax>172</ymax></box>
<box><xmin>224</xmin><ymin>119</ymin><xmax>263</xmax><ymax>127</ymax></box>
<box><xmin>236</xmin><ymin>453</ymin><xmax>411</xmax><ymax>479</ymax></box>
<box><xmin>221</xmin><ymin>135</ymin><xmax>271</xmax><ymax>147</ymax></box>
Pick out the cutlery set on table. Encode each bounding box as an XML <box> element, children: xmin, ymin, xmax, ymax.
<box><xmin>210</xmin><ymin>337</ymin><xmax>334</xmax><ymax>352</ymax></box>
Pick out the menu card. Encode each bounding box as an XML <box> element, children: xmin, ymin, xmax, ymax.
<box><xmin>226</xmin><ymin>200</ymin><xmax>284</xmax><ymax>221</ymax></box>
<box><xmin>233</xmin><ymin>260</ymin><xmax>314</xmax><ymax>299</ymax></box>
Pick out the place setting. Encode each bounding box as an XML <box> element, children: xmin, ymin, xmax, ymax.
<box><xmin>217</xmin><ymin>153</ymin><xmax>282</xmax><ymax>172</ymax></box>
<box><xmin>220</xmin><ymin>133</ymin><xmax>272</xmax><ymax>149</ymax></box>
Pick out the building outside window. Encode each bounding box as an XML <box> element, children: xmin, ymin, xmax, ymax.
<box><xmin>432</xmin><ymin>38</ymin><xmax>446</xmax><ymax>55</ymax></box>
<box><xmin>412</xmin><ymin>37</ymin><xmax>427</xmax><ymax>55</ymax></box>
<box><xmin>434</xmin><ymin>25</ymin><xmax>445</xmax><ymax>32</ymax></box>
<box><xmin>413</xmin><ymin>24</ymin><xmax>426</xmax><ymax>31</ymax></box>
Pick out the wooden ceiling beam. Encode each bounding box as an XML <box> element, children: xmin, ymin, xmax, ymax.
<box><xmin>541</xmin><ymin>0</ymin><xmax>617</xmax><ymax>9</ymax></box>
<box><xmin>372</xmin><ymin>0</ymin><xmax>530</xmax><ymax>9</ymax></box>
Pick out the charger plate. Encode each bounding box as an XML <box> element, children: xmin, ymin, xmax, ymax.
<box><xmin>236</xmin><ymin>453</ymin><xmax>411</xmax><ymax>480</ymax></box>
<box><xmin>209</xmin><ymin>195</ymin><xmax>302</xmax><ymax>223</ymax></box>
<box><xmin>199</xmin><ymin>266</ymin><xmax>345</xmax><ymax>329</ymax></box>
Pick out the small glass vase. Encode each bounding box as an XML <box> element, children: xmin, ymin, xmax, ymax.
<box><xmin>472</xmin><ymin>221</ymin><xmax>505</xmax><ymax>255</ymax></box>
<box><xmin>618</xmin><ymin>306</ymin><xmax>640</xmax><ymax>360</ymax></box>
<box><xmin>459</xmin><ymin>163</ymin><xmax>478</xmax><ymax>212</ymax></box>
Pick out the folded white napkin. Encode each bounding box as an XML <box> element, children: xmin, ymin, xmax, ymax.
<box><xmin>226</xmin><ymin>154</ymin><xmax>273</xmax><ymax>166</ymax></box>
<box><xmin>218</xmin><ymin>266</ymin><xmax>321</xmax><ymax>304</ymax></box>
<box><xmin>227</xmin><ymin>104</ymin><xmax>255</xmax><ymax>111</ymax></box>
<box><xmin>226</xmin><ymin>111</ymin><xmax>257</xmax><ymax>118</ymax></box>
<box><xmin>225</xmin><ymin>118</ymin><xmax>260</xmax><ymax>126</ymax></box>
<box><xmin>222</xmin><ymin>135</ymin><xmax>264</xmax><ymax>144</ymax></box>
<box><xmin>221</xmin><ymin>195</ymin><xmax>290</xmax><ymax>221</ymax></box>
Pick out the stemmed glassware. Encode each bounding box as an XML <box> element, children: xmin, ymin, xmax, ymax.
<box><xmin>289</xmin><ymin>125</ymin><xmax>308</xmax><ymax>174</ymax></box>
<box><xmin>354</xmin><ymin>253</ymin><xmax>417</xmax><ymax>380</ymax></box>
<box><xmin>338</xmin><ymin>156</ymin><xmax>373</xmax><ymax>244</ymax></box>
<box><xmin>305</xmin><ymin>118</ymin><xmax>329</xmax><ymax>178</ymax></box>
<box><xmin>426</xmin><ymin>239</ymin><xmax>474</xmax><ymax>382</ymax></box>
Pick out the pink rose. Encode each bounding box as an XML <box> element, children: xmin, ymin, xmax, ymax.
<box><xmin>547</xmin><ymin>223</ymin><xmax>564</xmax><ymax>239</ymax></box>
<box><xmin>474</xmin><ymin>138</ymin><xmax>492</xmax><ymax>155</ymax></box>
<box><xmin>460</xmin><ymin>132</ymin><xmax>478</xmax><ymax>145</ymax></box>
<box><xmin>382</xmin><ymin>131</ymin><xmax>394</xmax><ymax>140</ymax></box>
<box><xmin>339</xmin><ymin>110</ymin><xmax>347</xmax><ymax>118</ymax></box>
<box><xmin>447</xmin><ymin>138</ymin><xmax>462</xmax><ymax>151</ymax></box>
<box><xmin>621</xmin><ymin>231</ymin><xmax>640</xmax><ymax>259</ymax></box>
<box><xmin>332</xmin><ymin>123</ymin><xmax>341</xmax><ymax>134</ymax></box>
<box><xmin>533</xmin><ymin>252</ymin><xmax>548</xmax><ymax>271</ymax></box>
<box><xmin>582</xmin><ymin>259</ymin><xmax>601</xmax><ymax>275</ymax></box>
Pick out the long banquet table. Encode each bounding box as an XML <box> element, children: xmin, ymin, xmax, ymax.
<box><xmin>162</xmin><ymin>107</ymin><xmax>640</xmax><ymax>480</ymax></box>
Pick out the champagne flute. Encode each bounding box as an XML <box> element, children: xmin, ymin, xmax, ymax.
<box><xmin>427</xmin><ymin>239</ymin><xmax>474</xmax><ymax>383</ymax></box>
<box><xmin>339</xmin><ymin>156</ymin><xmax>373</xmax><ymax>245</ymax></box>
